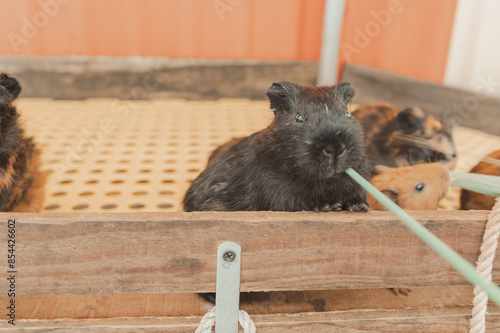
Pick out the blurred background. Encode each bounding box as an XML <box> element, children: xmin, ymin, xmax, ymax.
<box><xmin>2</xmin><ymin>0</ymin><xmax>498</xmax><ymax>99</ymax></box>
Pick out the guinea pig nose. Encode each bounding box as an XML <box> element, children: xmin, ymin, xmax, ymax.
<box><xmin>323</xmin><ymin>145</ymin><xmax>335</xmax><ymax>156</ymax></box>
<box><xmin>445</xmin><ymin>152</ymin><xmax>457</xmax><ymax>160</ymax></box>
<box><xmin>337</xmin><ymin>143</ymin><xmax>346</xmax><ymax>157</ymax></box>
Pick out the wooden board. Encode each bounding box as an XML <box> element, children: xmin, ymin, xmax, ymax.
<box><xmin>4</xmin><ymin>57</ymin><xmax>317</xmax><ymax>100</ymax></box>
<box><xmin>0</xmin><ymin>286</ymin><xmax>475</xmax><ymax>319</ymax></box>
<box><xmin>0</xmin><ymin>210</ymin><xmax>496</xmax><ymax>295</ymax></box>
<box><xmin>1</xmin><ymin>306</ymin><xmax>500</xmax><ymax>332</ymax></box>
<box><xmin>341</xmin><ymin>63</ymin><xmax>500</xmax><ymax>135</ymax></box>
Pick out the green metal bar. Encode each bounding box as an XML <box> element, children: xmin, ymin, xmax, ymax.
<box><xmin>346</xmin><ymin>167</ymin><xmax>500</xmax><ymax>305</ymax></box>
<box><xmin>450</xmin><ymin>171</ymin><xmax>500</xmax><ymax>197</ymax></box>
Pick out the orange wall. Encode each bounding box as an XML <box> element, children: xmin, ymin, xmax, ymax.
<box><xmin>339</xmin><ymin>0</ymin><xmax>457</xmax><ymax>83</ymax></box>
<box><xmin>0</xmin><ymin>0</ymin><xmax>456</xmax><ymax>83</ymax></box>
<box><xmin>0</xmin><ymin>0</ymin><xmax>324</xmax><ymax>60</ymax></box>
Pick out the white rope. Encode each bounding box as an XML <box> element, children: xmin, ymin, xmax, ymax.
<box><xmin>195</xmin><ymin>306</ymin><xmax>216</xmax><ymax>333</ymax></box>
<box><xmin>239</xmin><ymin>308</ymin><xmax>257</xmax><ymax>332</ymax></box>
<box><xmin>195</xmin><ymin>306</ymin><xmax>256</xmax><ymax>333</ymax></box>
<box><xmin>470</xmin><ymin>197</ymin><xmax>500</xmax><ymax>333</ymax></box>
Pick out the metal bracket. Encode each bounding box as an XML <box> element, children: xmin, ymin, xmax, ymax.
<box><xmin>215</xmin><ymin>241</ymin><xmax>242</xmax><ymax>333</ymax></box>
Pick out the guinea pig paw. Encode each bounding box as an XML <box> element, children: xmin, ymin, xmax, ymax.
<box><xmin>331</xmin><ymin>203</ymin><xmax>342</xmax><ymax>212</ymax></box>
<box><xmin>314</xmin><ymin>203</ymin><xmax>342</xmax><ymax>212</ymax></box>
<box><xmin>345</xmin><ymin>201</ymin><xmax>371</xmax><ymax>212</ymax></box>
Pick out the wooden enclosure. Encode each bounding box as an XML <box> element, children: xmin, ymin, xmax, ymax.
<box><xmin>1</xmin><ymin>211</ymin><xmax>500</xmax><ymax>331</ymax></box>
<box><xmin>1</xmin><ymin>64</ymin><xmax>499</xmax><ymax>331</ymax></box>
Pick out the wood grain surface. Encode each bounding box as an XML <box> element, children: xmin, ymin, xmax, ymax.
<box><xmin>1</xmin><ymin>306</ymin><xmax>499</xmax><ymax>332</ymax></box>
<box><xmin>0</xmin><ymin>210</ymin><xmax>494</xmax><ymax>295</ymax></box>
<box><xmin>0</xmin><ymin>285</ymin><xmax>476</xmax><ymax>319</ymax></box>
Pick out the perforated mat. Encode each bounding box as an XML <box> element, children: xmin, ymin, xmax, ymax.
<box><xmin>15</xmin><ymin>98</ymin><xmax>500</xmax><ymax>212</ymax></box>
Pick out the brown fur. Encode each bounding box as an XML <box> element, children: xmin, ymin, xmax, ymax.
<box><xmin>3</xmin><ymin>137</ymin><xmax>46</xmax><ymax>212</ymax></box>
<box><xmin>0</xmin><ymin>73</ymin><xmax>46</xmax><ymax>212</ymax></box>
<box><xmin>368</xmin><ymin>163</ymin><xmax>450</xmax><ymax>210</ymax></box>
<box><xmin>460</xmin><ymin>150</ymin><xmax>500</xmax><ymax>210</ymax></box>
<box><xmin>353</xmin><ymin>103</ymin><xmax>457</xmax><ymax>169</ymax></box>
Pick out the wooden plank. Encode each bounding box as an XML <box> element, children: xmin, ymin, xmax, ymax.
<box><xmin>1</xmin><ymin>56</ymin><xmax>316</xmax><ymax>100</ymax></box>
<box><xmin>341</xmin><ymin>63</ymin><xmax>500</xmax><ymax>135</ymax></box>
<box><xmin>1</xmin><ymin>306</ymin><xmax>500</xmax><ymax>332</ymax></box>
<box><xmin>0</xmin><ymin>211</ymin><xmax>495</xmax><ymax>295</ymax></box>
<box><xmin>2</xmin><ymin>286</ymin><xmax>475</xmax><ymax>319</ymax></box>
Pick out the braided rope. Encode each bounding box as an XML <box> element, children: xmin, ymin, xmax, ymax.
<box><xmin>195</xmin><ymin>306</ymin><xmax>256</xmax><ymax>333</ymax></box>
<box><xmin>239</xmin><ymin>309</ymin><xmax>257</xmax><ymax>332</ymax></box>
<box><xmin>195</xmin><ymin>306</ymin><xmax>216</xmax><ymax>333</ymax></box>
<box><xmin>470</xmin><ymin>197</ymin><xmax>500</xmax><ymax>333</ymax></box>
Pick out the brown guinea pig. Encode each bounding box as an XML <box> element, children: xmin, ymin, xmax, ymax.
<box><xmin>460</xmin><ymin>150</ymin><xmax>500</xmax><ymax>210</ymax></box>
<box><xmin>368</xmin><ymin>163</ymin><xmax>450</xmax><ymax>211</ymax></box>
<box><xmin>353</xmin><ymin>103</ymin><xmax>457</xmax><ymax>170</ymax></box>
<box><xmin>0</xmin><ymin>73</ymin><xmax>46</xmax><ymax>212</ymax></box>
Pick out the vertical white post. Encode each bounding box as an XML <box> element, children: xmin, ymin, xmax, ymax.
<box><xmin>215</xmin><ymin>241</ymin><xmax>242</xmax><ymax>333</ymax></box>
<box><xmin>317</xmin><ymin>0</ymin><xmax>346</xmax><ymax>86</ymax></box>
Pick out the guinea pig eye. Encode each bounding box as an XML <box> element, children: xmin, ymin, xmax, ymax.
<box><xmin>295</xmin><ymin>113</ymin><xmax>303</xmax><ymax>123</ymax></box>
<box><xmin>415</xmin><ymin>183</ymin><xmax>425</xmax><ymax>192</ymax></box>
<box><xmin>345</xmin><ymin>111</ymin><xmax>351</xmax><ymax>118</ymax></box>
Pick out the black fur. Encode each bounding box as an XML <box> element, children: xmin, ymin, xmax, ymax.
<box><xmin>0</xmin><ymin>73</ymin><xmax>21</xmax><ymax>104</ymax></box>
<box><xmin>0</xmin><ymin>73</ymin><xmax>46</xmax><ymax>212</ymax></box>
<box><xmin>183</xmin><ymin>82</ymin><xmax>371</xmax><ymax>212</ymax></box>
<box><xmin>0</xmin><ymin>74</ymin><xmax>22</xmax><ymax>180</ymax></box>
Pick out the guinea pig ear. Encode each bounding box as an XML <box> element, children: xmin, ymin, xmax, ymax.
<box><xmin>266</xmin><ymin>82</ymin><xmax>300</xmax><ymax>112</ymax></box>
<box><xmin>396</xmin><ymin>107</ymin><xmax>426</xmax><ymax>133</ymax></box>
<box><xmin>333</xmin><ymin>82</ymin><xmax>355</xmax><ymax>104</ymax></box>
<box><xmin>381</xmin><ymin>187</ymin><xmax>400</xmax><ymax>203</ymax></box>
<box><xmin>372</xmin><ymin>164</ymin><xmax>389</xmax><ymax>176</ymax></box>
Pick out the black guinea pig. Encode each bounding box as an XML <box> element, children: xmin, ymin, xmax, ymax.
<box><xmin>183</xmin><ymin>81</ymin><xmax>371</xmax><ymax>212</ymax></box>
<box><xmin>0</xmin><ymin>73</ymin><xmax>46</xmax><ymax>212</ymax></box>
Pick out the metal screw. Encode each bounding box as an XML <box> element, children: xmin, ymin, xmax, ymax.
<box><xmin>223</xmin><ymin>251</ymin><xmax>236</xmax><ymax>262</ymax></box>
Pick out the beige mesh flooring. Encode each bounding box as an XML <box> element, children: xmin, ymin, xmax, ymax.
<box><xmin>15</xmin><ymin>98</ymin><xmax>500</xmax><ymax>212</ymax></box>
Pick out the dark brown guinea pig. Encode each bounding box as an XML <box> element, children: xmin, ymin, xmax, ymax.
<box><xmin>368</xmin><ymin>163</ymin><xmax>450</xmax><ymax>211</ymax></box>
<box><xmin>0</xmin><ymin>73</ymin><xmax>45</xmax><ymax>212</ymax></box>
<box><xmin>205</xmin><ymin>137</ymin><xmax>240</xmax><ymax>167</ymax></box>
<box><xmin>183</xmin><ymin>81</ymin><xmax>372</xmax><ymax>212</ymax></box>
<box><xmin>353</xmin><ymin>103</ymin><xmax>457</xmax><ymax>169</ymax></box>
<box><xmin>461</xmin><ymin>150</ymin><xmax>500</xmax><ymax>210</ymax></box>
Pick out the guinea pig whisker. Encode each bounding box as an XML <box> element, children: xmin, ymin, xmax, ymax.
<box><xmin>394</xmin><ymin>134</ymin><xmax>434</xmax><ymax>149</ymax></box>
<box><xmin>396</xmin><ymin>133</ymin><xmax>433</xmax><ymax>144</ymax></box>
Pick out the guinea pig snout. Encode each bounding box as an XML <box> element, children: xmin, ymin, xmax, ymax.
<box><xmin>322</xmin><ymin>142</ymin><xmax>346</xmax><ymax>158</ymax></box>
<box><xmin>298</xmin><ymin>119</ymin><xmax>364</xmax><ymax>180</ymax></box>
<box><xmin>306</xmin><ymin>130</ymin><xmax>352</xmax><ymax>177</ymax></box>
